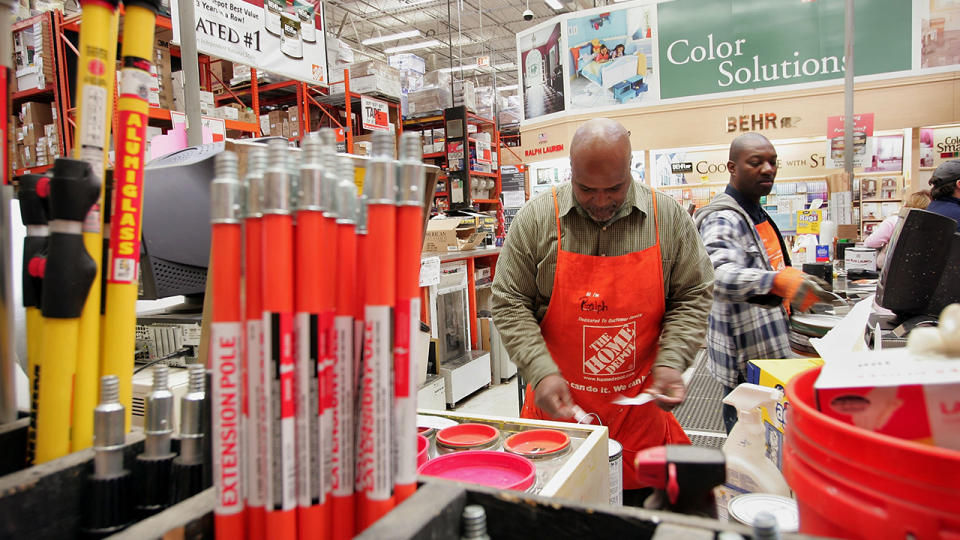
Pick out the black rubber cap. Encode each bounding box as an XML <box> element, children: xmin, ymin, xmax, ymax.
<box><xmin>123</xmin><ymin>0</ymin><xmax>162</xmax><ymax>13</ymax></box>
<box><xmin>16</xmin><ymin>174</ymin><xmax>49</xmax><ymax>226</ymax></box>
<box><xmin>49</xmin><ymin>158</ymin><xmax>100</xmax><ymax>222</ymax></box>
<box><xmin>135</xmin><ymin>454</ymin><xmax>175</xmax><ymax>518</ymax></box>
<box><xmin>170</xmin><ymin>459</ymin><xmax>205</xmax><ymax>504</ymax></box>
<box><xmin>81</xmin><ymin>471</ymin><xmax>134</xmax><ymax>538</ymax></box>
<box><xmin>21</xmin><ymin>237</ymin><xmax>45</xmax><ymax>308</ymax></box>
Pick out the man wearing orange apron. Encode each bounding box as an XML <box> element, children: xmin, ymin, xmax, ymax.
<box><xmin>694</xmin><ymin>133</ymin><xmax>833</xmax><ymax>433</ymax></box>
<box><xmin>492</xmin><ymin>119</ymin><xmax>715</xmax><ymax>502</ymax></box>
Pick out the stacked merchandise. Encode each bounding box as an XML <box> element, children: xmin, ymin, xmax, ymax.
<box><xmin>390</xmin><ymin>53</ymin><xmax>426</xmax><ymax>116</ymax></box>
<box><xmin>406</xmin><ymin>70</ymin><xmax>452</xmax><ymax>117</ymax></box>
<box><xmin>452</xmin><ymin>80</ymin><xmax>476</xmax><ymax>113</ymax></box>
<box><xmin>474</xmin><ymin>86</ymin><xmax>496</xmax><ymax>121</ymax></box>
<box><xmin>207</xmin><ymin>130</ymin><xmax>426</xmax><ymax>538</ymax></box>
<box><xmin>171</xmin><ymin>71</ymin><xmax>216</xmax><ymax>115</ymax></box>
<box><xmin>499</xmin><ymin>94</ymin><xmax>521</xmax><ymax>126</ymax></box>
<box><xmin>329</xmin><ymin>60</ymin><xmax>402</xmax><ymax>99</ymax></box>
<box><xmin>12</xmin><ymin>18</ymin><xmax>54</xmax><ymax>92</ymax></box>
<box><xmin>419</xmin><ymin>127</ymin><xmax>445</xmax><ymax>155</ymax></box>
<box><xmin>10</xmin><ymin>102</ymin><xmax>58</xmax><ymax>170</ymax></box>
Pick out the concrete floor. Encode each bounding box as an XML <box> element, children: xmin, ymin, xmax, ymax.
<box><xmin>454</xmin><ymin>377</ymin><xmax>521</xmax><ymax>417</ymax></box>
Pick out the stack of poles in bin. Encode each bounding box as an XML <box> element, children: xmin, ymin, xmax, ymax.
<box><xmin>208</xmin><ymin>129</ymin><xmax>426</xmax><ymax>540</ymax></box>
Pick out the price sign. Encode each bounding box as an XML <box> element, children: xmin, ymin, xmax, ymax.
<box><xmin>475</xmin><ymin>140</ymin><xmax>492</xmax><ymax>164</ymax></box>
<box><xmin>361</xmin><ymin>95</ymin><xmax>389</xmax><ymax>131</ymax></box>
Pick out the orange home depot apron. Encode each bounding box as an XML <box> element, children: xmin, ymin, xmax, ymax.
<box><xmin>521</xmin><ymin>188</ymin><xmax>689</xmax><ymax>490</ymax></box>
<box><xmin>755</xmin><ymin>220</ymin><xmax>785</xmax><ymax>271</ymax></box>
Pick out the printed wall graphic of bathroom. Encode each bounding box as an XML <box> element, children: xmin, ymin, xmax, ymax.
<box><xmin>918</xmin><ymin>0</ymin><xmax>960</xmax><ymax>68</ymax></box>
<box><xmin>517</xmin><ymin>22</ymin><xmax>566</xmax><ymax>121</ymax></box>
<box><xmin>565</xmin><ymin>3</ymin><xmax>659</xmax><ymax>110</ymax></box>
<box><xmin>171</xmin><ymin>0</ymin><xmax>328</xmax><ymax>84</ymax></box>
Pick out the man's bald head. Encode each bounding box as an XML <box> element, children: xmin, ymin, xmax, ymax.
<box><xmin>729</xmin><ymin>133</ymin><xmax>773</xmax><ymax>162</ymax></box>
<box><xmin>569</xmin><ymin>118</ymin><xmax>633</xmax><ymax>223</ymax></box>
<box><xmin>570</xmin><ymin>118</ymin><xmax>632</xmax><ymax>166</ymax></box>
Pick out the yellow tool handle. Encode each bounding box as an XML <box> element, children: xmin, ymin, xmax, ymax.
<box><xmin>70</xmin><ymin>0</ymin><xmax>120</xmax><ymax>452</ymax></box>
<box><xmin>101</xmin><ymin>2</ymin><xmax>158</xmax><ymax>432</ymax></box>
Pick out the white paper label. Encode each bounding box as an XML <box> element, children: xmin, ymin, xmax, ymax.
<box><xmin>294</xmin><ymin>313</ymin><xmax>320</xmax><ymax>507</ymax></box>
<box><xmin>357</xmin><ymin>306</ymin><xmax>393</xmax><ymax>500</ymax></box>
<box><xmin>332</xmin><ymin>315</ymin><xmax>355</xmax><ymax>496</ymax></box>
<box><xmin>246</xmin><ymin>319</ymin><xmax>265</xmax><ymax>507</ymax></box>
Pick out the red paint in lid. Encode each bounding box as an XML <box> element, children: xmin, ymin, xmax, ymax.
<box><xmin>417</xmin><ymin>434</ymin><xmax>430</xmax><ymax>468</ymax></box>
<box><xmin>418</xmin><ymin>450</ymin><xmax>536</xmax><ymax>491</ymax></box>
<box><xmin>504</xmin><ymin>429</ymin><xmax>570</xmax><ymax>457</ymax></box>
<box><xmin>436</xmin><ymin>423</ymin><xmax>499</xmax><ymax>448</ymax></box>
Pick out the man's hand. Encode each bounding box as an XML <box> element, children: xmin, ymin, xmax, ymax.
<box><xmin>647</xmin><ymin>366</ymin><xmax>686</xmax><ymax>412</ymax></box>
<box><xmin>534</xmin><ymin>374</ymin><xmax>576</xmax><ymax>419</ymax></box>
<box><xmin>771</xmin><ymin>267</ymin><xmax>835</xmax><ymax>312</ymax></box>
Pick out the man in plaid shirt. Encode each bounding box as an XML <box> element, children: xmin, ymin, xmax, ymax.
<box><xmin>694</xmin><ymin>133</ymin><xmax>832</xmax><ymax>432</ymax></box>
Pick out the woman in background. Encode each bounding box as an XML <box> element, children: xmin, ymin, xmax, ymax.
<box><xmin>864</xmin><ymin>190</ymin><xmax>932</xmax><ymax>268</ymax></box>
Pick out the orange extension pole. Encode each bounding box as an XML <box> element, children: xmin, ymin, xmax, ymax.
<box><xmin>393</xmin><ymin>132</ymin><xmax>425</xmax><ymax>503</ymax></box>
<box><xmin>261</xmin><ymin>139</ymin><xmax>297</xmax><ymax>540</ymax></box>
<box><xmin>243</xmin><ymin>147</ymin><xmax>267</xmax><ymax>540</ymax></box>
<box><xmin>352</xmin><ymin>190</ymin><xmax>368</xmax><ymax>533</ymax></box>
<box><xmin>292</xmin><ymin>132</ymin><xmax>327</xmax><ymax>538</ymax></box>
<box><xmin>208</xmin><ymin>151</ymin><xmax>246</xmax><ymax>539</ymax></box>
<box><xmin>357</xmin><ymin>131</ymin><xmax>397</xmax><ymax>532</ymax></box>
<box><xmin>331</xmin><ymin>154</ymin><xmax>359</xmax><ymax>540</ymax></box>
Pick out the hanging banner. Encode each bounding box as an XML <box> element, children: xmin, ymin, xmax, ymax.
<box><xmin>826</xmin><ymin>113</ymin><xmax>875</xmax><ymax>169</ymax></box>
<box><xmin>360</xmin><ymin>95</ymin><xmax>389</xmax><ymax>131</ymax></box>
<box><xmin>170</xmin><ymin>0</ymin><xmax>328</xmax><ymax>85</ymax></box>
<box><xmin>657</xmin><ymin>0</ymin><xmax>910</xmax><ymax>100</ymax></box>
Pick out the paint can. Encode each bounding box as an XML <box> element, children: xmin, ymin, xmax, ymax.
<box><xmin>609</xmin><ymin>439</ymin><xmax>623</xmax><ymax>506</ymax></box>
<box><xmin>504</xmin><ymin>429</ymin><xmax>571</xmax><ymax>487</ymax></box>
<box><xmin>418</xmin><ymin>450</ymin><xmax>536</xmax><ymax>492</ymax></box>
<box><xmin>436</xmin><ymin>423</ymin><xmax>501</xmax><ymax>455</ymax></box>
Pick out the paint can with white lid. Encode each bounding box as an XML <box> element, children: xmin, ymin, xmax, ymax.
<box><xmin>609</xmin><ymin>439</ymin><xmax>623</xmax><ymax>506</ymax></box>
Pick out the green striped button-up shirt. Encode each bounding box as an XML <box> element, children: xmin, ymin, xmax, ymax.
<box><xmin>491</xmin><ymin>181</ymin><xmax>715</xmax><ymax>389</ymax></box>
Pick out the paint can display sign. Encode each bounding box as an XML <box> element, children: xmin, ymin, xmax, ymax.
<box><xmin>170</xmin><ymin>0</ymin><xmax>328</xmax><ymax>84</ymax></box>
<box><xmin>361</xmin><ymin>95</ymin><xmax>390</xmax><ymax>132</ymax></box>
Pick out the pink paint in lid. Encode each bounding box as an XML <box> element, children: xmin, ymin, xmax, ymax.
<box><xmin>417</xmin><ymin>450</ymin><xmax>536</xmax><ymax>491</ymax></box>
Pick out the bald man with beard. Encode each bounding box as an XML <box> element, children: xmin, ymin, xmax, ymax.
<box><xmin>492</xmin><ymin>118</ymin><xmax>714</xmax><ymax>504</ymax></box>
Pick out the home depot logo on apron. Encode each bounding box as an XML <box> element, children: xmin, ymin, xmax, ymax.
<box><xmin>521</xmin><ymin>187</ymin><xmax>689</xmax><ymax>491</ymax></box>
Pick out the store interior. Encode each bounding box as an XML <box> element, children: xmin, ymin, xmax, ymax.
<box><xmin>2</xmin><ymin>0</ymin><xmax>960</xmax><ymax>538</ymax></box>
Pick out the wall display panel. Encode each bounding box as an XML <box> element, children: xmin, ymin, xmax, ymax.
<box><xmin>517</xmin><ymin>21</ymin><xmax>566</xmax><ymax>121</ymax></box>
<box><xmin>918</xmin><ymin>0</ymin><xmax>960</xmax><ymax>69</ymax></box>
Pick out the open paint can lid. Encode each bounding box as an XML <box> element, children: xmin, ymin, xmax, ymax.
<box><xmin>504</xmin><ymin>429</ymin><xmax>570</xmax><ymax>459</ymax></box>
<box><xmin>437</xmin><ymin>423</ymin><xmax>500</xmax><ymax>449</ymax></box>
<box><xmin>418</xmin><ymin>450</ymin><xmax>536</xmax><ymax>491</ymax></box>
<box><xmin>728</xmin><ymin>493</ymin><xmax>799</xmax><ymax>532</ymax></box>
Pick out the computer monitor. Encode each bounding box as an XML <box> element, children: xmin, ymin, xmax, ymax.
<box><xmin>139</xmin><ymin>142</ymin><xmax>224</xmax><ymax>301</ymax></box>
<box><xmin>875</xmin><ymin>208</ymin><xmax>960</xmax><ymax>318</ymax></box>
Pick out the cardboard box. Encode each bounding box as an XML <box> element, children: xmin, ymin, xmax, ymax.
<box><xmin>213</xmin><ymin>106</ymin><xmax>240</xmax><ymax>121</ymax></box>
<box><xmin>209</xmin><ymin>60</ymin><xmax>234</xmax><ymax>93</ymax></box>
<box><xmin>21</xmin><ymin>102</ymin><xmax>52</xmax><ymax>126</ymax></box>
<box><xmin>330</xmin><ymin>72</ymin><xmax>402</xmax><ymax>99</ymax></box>
<box><xmin>747</xmin><ymin>358</ymin><xmax>824</xmax><ymax>470</ymax></box>
<box><xmin>814</xmin><ymin>350</ymin><xmax>960</xmax><ymax>451</ymax></box>
<box><xmin>423</xmin><ymin>218</ymin><xmax>485</xmax><ymax>253</ymax></box>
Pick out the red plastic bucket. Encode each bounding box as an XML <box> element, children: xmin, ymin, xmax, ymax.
<box><xmin>417</xmin><ymin>434</ymin><xmax>429</xmax><ymax>468</ymax></box>
<box><xmin>783</xmin><ymin>367</ymin><xmax>960</xmax><ymax>539</ymax></box>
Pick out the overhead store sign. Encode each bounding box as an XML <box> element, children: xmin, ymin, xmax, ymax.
<box><xmin>657</xmin><ymin>0</ymin><xmax>910</xmax><ymax>99</ymax></box>
<box><xmin>518</xmin><ymin>0</ymin><xmax>932</xmax><ymax>125</ymax></box>
<box><xmin>170</xmin><ymin>0</ymin><xmax>328</xmax><ymax>85</ymax></box>
<box><xmin>361</xmin><ymin>95</ymin><xmax>389</xmax><ymax>131</ymax></box>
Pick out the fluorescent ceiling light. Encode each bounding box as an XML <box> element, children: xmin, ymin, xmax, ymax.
<box><xmin>494</xmin><ymin>62</ymin><xmax>515</xmax><ymax>70</ymax></box>
<box><xmin>498</xmin><ymin>84</ymin><xmax>519</xmax><ymax>91</ymax></box>
<box><xmin>361</xmin><ymin>30</ymin><xmax>421</xmax><ymax>46</ymax></box>
<box><xmin>383</xmin><ymin>39</ymin><xmax>442</xmax><ymax>54</ymax></box>
<box><xmin>438</xmin><ymin>65</ymin><xmax>477</xmax><ymax>73</ymax></box>
<box><xmin>544</xmin><ymin>0</ymin><xmax>563</xmax><ymax>10</ymax></box>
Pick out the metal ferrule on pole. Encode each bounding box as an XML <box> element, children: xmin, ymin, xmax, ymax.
<box><xmin>246</xmin><ymin>147</ymin><xmax>267</xmax><ymax>218</ymax></box>
<box><xmin>364</xmin><ymin>131</ymin><xmax>397</xmax><ymax>206</ymax></box>
<box><xmin>263</xmin><ymin>140</ymin><xmax>292</xmax><ymax>215</ymax></box>
<box><xmin>298</xmin><ymin>132</ymin><xmax>325</xmax><ymax>212</ymax></box>
<box><xmin>93</xmin><ymin>376</ymin><xmax>126</xmax><ymax>479</ymax></box>
<box><xmin>319</xmin><ymin>129</ymin><xmax>339</xmax><ymax>219</ymax></box>
<box><xmin>396</xmin><ymin>132</ymin><xmax>424</xmax><ymax>207</ymax></box>
<box><xmin>210</xmin><ymin>151</ymin><xmax>244</xmax><ymax>225</ymax></box>
<box><xmin>336</xmin><ymin>156</ymin><xmax>358</xmax><ymax>226</ymax></box>
<box><xmin>142</xmin><ymin>365</ymin><xmax>174</xmax><ymax>458</ymax></box>
<box><xmin>178</xmin><ymin>364</ymin><xmax>206</xmax><ymax>465</ymax></box>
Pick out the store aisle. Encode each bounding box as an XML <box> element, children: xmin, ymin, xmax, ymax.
<box><xmin>454</xmin><ymin>377</ymin><xmax>520</xmax><ymax>417</ymax></box>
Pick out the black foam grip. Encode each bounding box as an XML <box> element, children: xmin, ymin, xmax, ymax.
<box><xmin>170</xmin><ymin>459</ymin><xmax>205</xmax><ymax>504</ymax></box>
<box><xmin>135</xmin><ymin>454</ymin><xmax>175</xmax><ymax>518</ymax></box>
<box><xmin>81</xmin><ymin>471</ymin><xmax>134</xmax><ymax>538</ymax></box>
<box><xmin>41</xmin><ymin>233</ymin><xmax>97</xmax><ymax>318</ymax></box>
<box><xmin>21</xmin><ymin>237</ymin><xmax>46</xmax><ymax>308</ymax></box>
<box><xmin>16</xmin><ymin>174</ymin><xmax>49</xmax><ymax>226</ymax></box>
<box><xmin>49</xmin><ymin>158</ymin><xmax>100</xmax><ymax>222</ymax></box>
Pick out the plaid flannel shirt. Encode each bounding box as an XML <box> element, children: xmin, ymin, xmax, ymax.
<box><xmin>693</xmin><ymin>192</ymin><xmax>792</xmax><ymax>388</ymax></box>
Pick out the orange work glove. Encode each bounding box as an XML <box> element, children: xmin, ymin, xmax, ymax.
<box><xmin>771</xmin><ymin>267</ymin><xmax>834</xmax><ymax>312</ymax></box>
